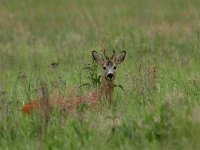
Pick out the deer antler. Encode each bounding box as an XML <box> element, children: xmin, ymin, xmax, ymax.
<box><xmin>102</xmin><ymin>49</ymin><xmax>109</xmax><ymax>60</ymax></box>
<box><xmin>110</xmin><ymin>49</ymin><xmax>116</xmax><ymax>59</ymax></box>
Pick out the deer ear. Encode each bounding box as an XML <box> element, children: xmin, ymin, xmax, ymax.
<box><xmin>92</xmin><ymin>51</ymin><xmax>104</xmax><ymax>65</ymax></box>
<box><xmin>114</xmin><ymin>51</ymin><xmax>126</xmax><ymax>65</ymax></box>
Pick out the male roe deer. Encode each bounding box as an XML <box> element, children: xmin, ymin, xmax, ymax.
<box><xmin>21</xmin><ymin>49</ymin><xmax>126</xmax><ymax>114</ymax></box>
<box><xmin>92</xmin><ymin>49</ymin><xmax>126</xmax><ymax>105</ymax></box>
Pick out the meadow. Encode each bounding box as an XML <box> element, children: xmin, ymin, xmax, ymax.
<box><xmin>1</xmin><ymin>0</ymin><xmax>200</xmax><ymax>149</ymax></box>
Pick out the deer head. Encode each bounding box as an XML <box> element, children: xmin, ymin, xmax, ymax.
<box><xmin>92</xmin><ymin>49</ymin><xmax>126</xmax><ymax>81</ymax></box>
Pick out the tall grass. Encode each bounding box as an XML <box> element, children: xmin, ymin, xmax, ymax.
<box><xmin>1</xmin><ymin>0</ymin><xmax>200</xmax><ymax>149</ymax></box>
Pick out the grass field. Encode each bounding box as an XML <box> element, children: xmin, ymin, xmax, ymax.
<box><xmin>1</xmin><ymin>0</ymin><xmax>200</xmax><ymax>149</ymax></box>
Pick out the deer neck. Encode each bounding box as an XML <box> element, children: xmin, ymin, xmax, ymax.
<box><xmin>99</xmin><ymin>76</ymin><xmax>115</xmax><ymax>103</ymax></box>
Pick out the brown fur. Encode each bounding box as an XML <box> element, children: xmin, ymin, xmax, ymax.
<box><xmin>100</xmin><ymin>76</ymin><xmax>115</xmax><ymax>104</ymax></box>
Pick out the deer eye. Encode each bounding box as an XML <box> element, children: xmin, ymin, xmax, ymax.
<box><xmin>103</xmin><ymin>66</ymin><xmax>106</xmax><ymax>70</ymax></box>
<box><xmin>113</xmin><ymin>66</ymin><xmax>116</xmax><ymax>69</ymax></box>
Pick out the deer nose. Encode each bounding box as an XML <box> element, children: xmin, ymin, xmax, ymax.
<box><xmin>107</xmin><ymin>73</ymin><xmax>114</xmax><ymax>79</ymax></box>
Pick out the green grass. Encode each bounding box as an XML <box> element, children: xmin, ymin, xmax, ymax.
<box><xmin>1</xmin><ymin>0</ymin><xmax>200</xmax><ymax>149</ymax></box>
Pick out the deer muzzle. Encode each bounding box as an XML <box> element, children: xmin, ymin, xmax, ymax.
<box><xmin>107</xmin><ymin>73</ymin><xmax>114</xmax><ymax>81</ymax></box>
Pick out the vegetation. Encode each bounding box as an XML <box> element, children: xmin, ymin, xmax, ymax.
<box><xmin>1</xmin><ymin>0</ymin><xmax>200</xmax><ymax>149</ymax></box>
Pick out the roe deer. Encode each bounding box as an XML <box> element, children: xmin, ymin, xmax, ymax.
<box><xmin>92</xmin><ymin>49</ymin><xmax>126</xmax><ymax>105</ymax></box>
<box><xmin>21</xmin><ymin>49</ymin><xmax>126</xmax><ymax>114</ymax></box>
<box><xmin>21</xmin><ymin>82</ymin><xmax>68</xmax><ymax>114</ymax></box>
